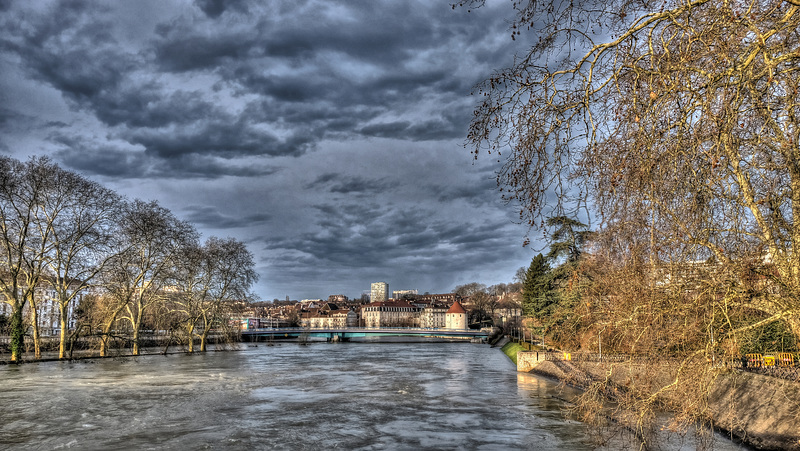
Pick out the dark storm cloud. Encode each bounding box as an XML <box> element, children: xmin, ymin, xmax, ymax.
<box><xmin>0</xmin><ymin>0</ymin><xmax>535</xmax><ymax>299</ymax></box>
<box><xmin>358</xmin><ymin>121</ymin><xmax>411</xmax><ymax>139</ymax></box>
<box><xmin>306</xmin><ymin>173</ymin><xmax>389</xmax><ymax>195</ymax></box>
<box><xmin>264</xmin><ymin>201</ymin><xmax>515</xmax><ymax>269</ymax></box>
<box><xmin>195</xmin><ymin>0</ymin><xmax>250</xmax><ymax>19</ymax></box>
<box><xmin>53</xmin><ymin>146</ymin><xmax>150</xmax><ymax>178</ymax></box>
<box><xmin>93</xmin><ymin>86</ymin><xmax>218</xmax><ymax>129</ymax></box>
<box><xmin>183</xmin><ymin>205</ymin><xmax>270</xmax><ymax>229</ymax></box>
<box><xmin>261</xmin><ymin>201</ymin><xmax>524</xmax><ymax>295</ymax></box>
<box><xmin>436</xmin><ymin>176</ymin><xmax>498</xmax><ymax>206</ymax></box>
<box><xmin>153</xmin><ymin>28</ymin><xmax>258</xmax><ymax>73</ymax></box>
<box><xmin>126</xmin><ymin>120</ymin><xmax>315</xmax><ymax>159</ymax></box>
<box><xmin>51</xmin><ymin>132</ymin><xmax>278</xmax><ymax>179</ymax></box>
<box><xmin>1</xmin><ymin>3</ymin><xmax>133</xmax><ymax>106</ymax></box>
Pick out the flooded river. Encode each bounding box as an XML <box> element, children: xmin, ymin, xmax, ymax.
<box><xmin>0</xmin><ymin>342</ymin><xmax>745</xmax><ymax>450</ymax></box>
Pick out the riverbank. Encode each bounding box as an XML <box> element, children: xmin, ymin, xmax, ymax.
<box><xmin>500</xmin><ymin>342</ymin><xmax>800</xmax><ymax>450</ymax></box>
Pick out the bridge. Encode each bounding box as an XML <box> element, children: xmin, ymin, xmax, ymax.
<box><xmin>240</xmin><ymin>327</ymin><xmax>490</xmax><ymax>342</ymax></box>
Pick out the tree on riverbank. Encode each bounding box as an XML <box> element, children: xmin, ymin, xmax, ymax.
<box><xmin>462</xmin><ymin>0</ymin><xmax>800</xmax><ymax>337</ymax></box>
<box><xmin>173</xmin><ymin>237</ymin><xmax>257</xmax><ymax>352</ymax></box>
<box><xmin>0</xmin><ymin>157</ymin><xmax>60</xmax><ymax>361</ymax></box>
<box><xmin>0</xmin><ymin>156</ymin><xmax>259</xmax><ymax>360</ymax></box>
<box><xmin>462</xmin><ymin>0</ymin><xmax>800</xmax><ymax>443</ymax></box>
<box><xmin>115</xmin><ymin>200</ymin><xmax>198</xmax><ymax>356</ymax></box>
<box><xmin>39</xmin><ymin>165</ymin><xmax>122</xmax><ymax>359</ymax></box>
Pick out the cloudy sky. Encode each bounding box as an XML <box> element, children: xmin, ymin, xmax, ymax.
<box><xmin>0</xmin><ymin>0</ymin><xmax>538</xmax><ymax>301</ymax></box>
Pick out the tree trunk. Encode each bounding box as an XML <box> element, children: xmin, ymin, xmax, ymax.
<box><xmin>100</xmin><ymin>302</ymin><xmax>127</xmax><ymax>357</ymax></box>
<box><xmin>200</xmin><ymin>312</ymin><xmax>210</xmax><ymax>352</ymax></box>
<box><xmin>58</xmin><ymin>307</ymin><xmax>69</xmax><ymax>359</ymax></box>
<box><xmin>187</xmin><ymin>323</ymin><xmax>194</xmax><ymax>353</ymax></box>
<box><xmin>200</xmin><ymin>325</ymin><xmax>210</xmax><ymax>352</ymax></box>
<box><xmin>132</xmin><ymin>326</ymin><xmax>140</xmax><ymax>355</ymax></box>
<box><xmin>99</xmin><ymin>320</ymin><xmax>114</xmax><ymax>357</ymax></box>
<box><xmin>9</xmin><ymin>306</ymin><xmax>25</xmax><ymax>362</ymax></box>
<box><xmin>30</xmin><ymin>300</ymin><xmax>41</xmax><ymax>360</ymax></box>
<box><xmin>132</xmin><ymin>307</ymin><xmax>143</xmax><ymax>355</ymax></box>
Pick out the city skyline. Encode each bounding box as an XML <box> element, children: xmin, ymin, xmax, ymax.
<box><xmin>0</xmin><ymin>0</ymin><xmax>539</xmax><ymax>300</ymax></box>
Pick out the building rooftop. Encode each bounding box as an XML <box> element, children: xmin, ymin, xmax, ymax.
<box><xmin>446</xmin><ymin>301</ymin><xmax>466</xmax><ymax>314</ymax></box>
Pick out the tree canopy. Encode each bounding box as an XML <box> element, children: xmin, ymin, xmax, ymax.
<box><xmin>464</xmin><ymin>0</ymin><xmax>800</xmax><ymax>337</ymax></box>
<box><xmin>463</xmin><ymin>0</ymin><xmax>800</xmax><ymax>440</ymax></box>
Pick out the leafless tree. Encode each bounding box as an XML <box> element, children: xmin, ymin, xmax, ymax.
<box><xmin>110</xmin><ymin>200</ymin><xmax>198</xmax><ymax>355</ymax></box>
<box><xmin>172</xmin><ymin>237</ymin><xmax>257</xmax><ymax>352</ymax></box>
<box><xmin>0</xmin><ymin>157</ymin><xmax>63</xmax><ymax>360</ymax></box>
<box><xmin>461</xmin><ymin>0</ymin><xmax>800</xmax><ymax>441</ymax></box>
<box><xmin>36</xmin><ymin>164</ymin><xmax>122</xmax><ymax>359</ymax></box>
<box><xmin>463</xmin><ymin>0</ymin><xmax>800</xmax><ymax>336</ymax></box>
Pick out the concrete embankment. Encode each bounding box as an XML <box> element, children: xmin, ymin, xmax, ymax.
<box><xmin>508</xmin><ymin>349</ymin><xmax>800</xmax><ymax>450</ymax></box>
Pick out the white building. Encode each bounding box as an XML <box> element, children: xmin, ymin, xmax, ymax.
<box><xmin>419</xmin><ymin>305</ymin><xmax>447</xmax><ymax>329</ymax></box>
<box><xmin>361</xmin><ymin>299</ymin><xmax>418</xmax><ymax>328</ymax></box>
<box><xmin>370</xmin><ymin>282</ymin><xmax>389</xmax><ymax>303</ymax></box>
<box><xmin>445</xmin><ymin>301</ymin><xmax>468</xmax><ymax>330</ymax></box>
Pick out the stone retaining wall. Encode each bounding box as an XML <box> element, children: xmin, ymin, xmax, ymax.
<box><xmin>515</xmin><ymin>353</ymin><xmax>800</xmax><ymax>450</ymax></box>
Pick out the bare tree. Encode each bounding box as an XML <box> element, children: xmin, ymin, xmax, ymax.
<box><xmin>171</xmin><ymin>242</ymin><xmax>206</xmax><ymax>352</ymax></box>
<box><xmin>36</xmin><ymin>164</ymin><xmax>122</xmax><ymax>359</ymax></box>
<box><xmin>0</xmin><ymin>157</ymin><xmax>57</xmax><ymax>361</ymax></box>
<box><xmin>172</xmin><ymin>236</ymin><xmax>256</xmax><ymax>352</ymax></box>
<box><xmin>461</xmin><ymin>0</ymin><xmax>800</xmax><ymax>440</ymax></box>
<box><xmin>463</xmin><ymin>0</ymin><xmax>800</xmax><ymax>336</ymax></box>
<box><xmin>113</xmin><ymin>200</ymin><xmax>198</xmax><ymax>355</ymax></box>
<box><xmin>453</xmin><ymin>282</ymin><xmax>487</xmax><ymax>298</ymax></box>
<box><xmin>199</xmin><ymin>237</ymin><xmax>257</xmax><ymax>351</ymax></box>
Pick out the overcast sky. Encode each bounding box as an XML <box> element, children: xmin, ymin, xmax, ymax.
<box><xmin>0</xmin><ymin>0</ymin><xmax>539</xmax><ymax>301</ymax></box>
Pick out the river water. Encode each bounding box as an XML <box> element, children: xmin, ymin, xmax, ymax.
<box><xmin>0</xmin><ymin>341</ymin><xmax>746</xmax><ymax>450</ymax></box>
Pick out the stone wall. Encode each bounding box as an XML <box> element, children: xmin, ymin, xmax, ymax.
<box><xmin>516</xmin><ymin>351</ymin><xmax>547</xmax><ymax>372</ymax></box>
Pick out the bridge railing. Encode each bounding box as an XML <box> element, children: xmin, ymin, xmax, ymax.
<box><xmin>242</xmin><ymin>326</ymin><xmax>484</xmax><ymax>333</ymax></box>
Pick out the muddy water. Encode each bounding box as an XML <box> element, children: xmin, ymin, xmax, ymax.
<box><xmin>0</xmin><ymin>342</ymin><xmax>744</xmax><ymax>450</ymax></box>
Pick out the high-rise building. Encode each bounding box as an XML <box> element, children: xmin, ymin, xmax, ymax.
<box><xmin>370</xmin><ymin>282</ymin><xmax>389</xmax><ymax>303</ymax></box>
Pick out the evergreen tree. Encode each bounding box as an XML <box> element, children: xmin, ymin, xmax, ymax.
<box><xmin>544</xmin><ymin>216</ymin><xmax>591</xmax><ymax>265</ymax></box>
<box><xmin>521</xmin><ymin>253</ymin><xmax>551</xmax><ymax>316</ymax></box>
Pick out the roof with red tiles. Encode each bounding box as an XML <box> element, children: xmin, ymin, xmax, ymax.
<box><xmin>446</xmin><ymin>301</ymin><xmax>466</xmax><ymax>314</ymax></box>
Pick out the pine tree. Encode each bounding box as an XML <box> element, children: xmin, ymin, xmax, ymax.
<box><xmin>521</xmin><ymin>253</ymin><xmax>550</xmax><ymax>316</ymax></box>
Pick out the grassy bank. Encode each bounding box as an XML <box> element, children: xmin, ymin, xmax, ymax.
<box><xmin>500</xmin><ymin>341</ymin><xmax>526</xmax><ymax>365</ymax></box>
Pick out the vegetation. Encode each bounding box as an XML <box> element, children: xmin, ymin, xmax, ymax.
<box><xmin>0</xmin><ymin>156</ymin><xmax>257</xmax><ymax>361</ymax></box>
<box><xmin>500</xmin><ymin>340</ymin><xmax>526</xmax><ymax>365</ymax></box>
<box><xmin>461</xmin><ymin>0</ymin><xmax>800</xmax><ymax>445</ymax></box>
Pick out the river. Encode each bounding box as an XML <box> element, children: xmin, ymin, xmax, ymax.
<box><xmin>0</xmin><ymin>341</ymin><xmax>746</xmax><ymax>450</ymax></box>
